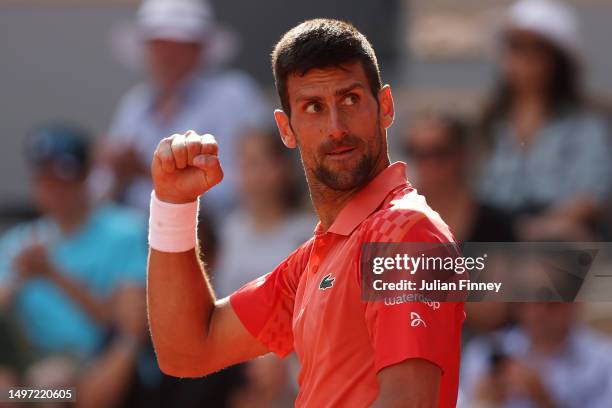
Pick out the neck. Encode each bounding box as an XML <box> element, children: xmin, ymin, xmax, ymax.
<box><xmin>309</xmin><ymin>155</ymin><xmax>390</xmax><ymax>231</ymax></box>
<box><xmin>55</xmin><ymin>199</ymin><xmax>90</xmax><ymax>236</ymax></box>
<box><xmin>512</xmin><ymin>87</ymin><xmax>547</xmax><ymax>115</ymax></box>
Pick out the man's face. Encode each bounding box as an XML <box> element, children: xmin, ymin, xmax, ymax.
<box><xmin>501</xmin><ymin>29</ymin><xmax>555</xmax><ymax>91</ymax></box>
<box><xmin>278</xmin><ymin>62</ymin><xmax>391</xmax><ymax>191</ymax></box>
<box><xmin>31</xmin><ymin>168</ymin><xmax>84</xmax><ymax>218</ymax></box>
<box><xmin>403</xmin><ymin>118</ymin><xmax>463</xmax><ymax>190</ymax></box>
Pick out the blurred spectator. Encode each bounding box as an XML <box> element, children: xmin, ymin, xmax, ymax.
<box><xmin>402</xmin><ymin>113</ymin><xmax>514</xmax><ymax>338</ymax></box>
<box><xmin>459</xmin><ymin>302</ymin><xmax>612</xmax><ymax>408</ymax></box>
<box><xmin>94</xmin><ymin>0</ymin><xmax>269</xmax><ymax>214</ymax></box>
<box><xmin>403</xmin><ymin>113</ymin><xmax>515</xmax><ymax>243</ymax></box>
<box><xmin>214</xmin><ymin>130</ymin><xmax>314</xmax><ymax>407</ymax></box>
<box><xmin>214</xmin><ymin>130</ymin><xmax>314</xmax><ymax>298</ymax></box>
<box><xmin>0</xmin><ymin>124</ymin><xmax>149</xmax><ymax>406</ymax></box>
<box><xmin>478</xmin><ymin>0</ymin><xmax>612</xmax><ymax>241</ymax></box>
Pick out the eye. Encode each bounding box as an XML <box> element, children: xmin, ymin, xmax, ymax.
<box><xmin>305</xmin><ymin>102</ymin><xmax>322</xmax><ymax>114</ymax></box>
<box><xmin>342</xmin><ymin>93</ymin><xmax>359</xmax><ymax>106</ymax></box>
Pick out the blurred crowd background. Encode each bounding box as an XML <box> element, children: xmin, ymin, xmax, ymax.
<box><xmin>1</xmin><ymin>0</ymin><xmax>612</xmax><ymax>407</ymax></box>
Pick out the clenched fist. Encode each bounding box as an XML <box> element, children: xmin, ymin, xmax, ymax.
<box><xmin>151</xmin><ymin>131</ymin><xmax>223</xmax><ymax>204</ymax></box>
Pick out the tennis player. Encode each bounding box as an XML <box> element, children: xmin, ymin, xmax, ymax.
<box><xmin>147</xmin><ymin>19</ymin><xmax>464</xmax><ymax>407</ymax></box>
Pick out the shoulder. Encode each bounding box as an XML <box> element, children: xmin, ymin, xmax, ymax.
<box><xmin>268</xmin><ymin>237</ymin><xmax>314</xmax><ymax>285</ymax></box>
<box><xmin>360</xmin><ymin>187</ymin><xmax>454</xmax><ymax>243</ymax></box>
<box><xmin>244</xmin><ymin>237</ymin><xmax>313</xmax><ymax>297</ymax></box>
<box><xmin>283</xmin><ymin>238</ymin><xmax>314</xmax><ymax>272</ymax></box>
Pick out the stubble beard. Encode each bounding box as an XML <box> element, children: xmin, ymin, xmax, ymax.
<box><xmin>312</xmin><ymin>127</ymin><xmax>382</xmax><ymax>192</ymax></box>
<box><xmin>313</xmin><ymin>152</ymin><xmax>374</xmax><ymax>191</ymax></box>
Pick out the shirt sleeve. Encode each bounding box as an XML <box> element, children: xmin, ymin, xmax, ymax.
<box><xmin>363</xmin><ymin>215</ymin><xmax>465</xmax><ymax>374</ymax></box>
<box><xmin>229</xmin><ymin>241</ymin><xmax>311</xmax><ymax>357</ymax></box>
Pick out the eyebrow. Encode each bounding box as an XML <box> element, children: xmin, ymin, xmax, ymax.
<box><xmin>335</xmin><ymin>82</ymin><xmax>365</xmax><ymax>96</ymax></box>
<box><xmin>294</xmin><ymin>82</ymin><xmax>366</xmax><ymax>104</ymax></box>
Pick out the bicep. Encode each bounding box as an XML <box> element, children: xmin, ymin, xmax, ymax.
<box><xmin>374</xmin><ymin>358</ymin><xmax>441</xmax><ymax>408</ymax></box>
<box><xmin>198</xmin><ymin>242</ymin><xmax>310</xmax><ymax>372</ymax></box>
<box><xmin>205</xmin><ymin>297</ymin><xmax>269</xmax><ymax>369</ymax></box>
<box><xmin>159</xmin><ymin>297</ymin><xmax>269</xmax><ymax>378</ymax></box>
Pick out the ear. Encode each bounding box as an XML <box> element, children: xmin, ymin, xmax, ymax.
<box><xmin>377</xmin><ymin>85</ymin><xmax>395</xmax><ymax>129</ymax></box>
<box><xmin>274</xmin><ymin>109</ymin><xmax>297</xmax><ymax>149</ymax></box>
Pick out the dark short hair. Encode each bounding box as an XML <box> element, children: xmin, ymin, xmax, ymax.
<box><xmin>25</xmin><ymin>123</ymin><xmax>91</xmax><ymax>180</ymax></box>
<box><xmin>271</xmin><ymin>18</ymin><xmax>382</xmax><ymax>115</ymax></box>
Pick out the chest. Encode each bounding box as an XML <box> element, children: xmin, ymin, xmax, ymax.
<box><xmin>291</xmin><ymin>234</ymin><xmax>369</xmax><ymax>360</ymax></box>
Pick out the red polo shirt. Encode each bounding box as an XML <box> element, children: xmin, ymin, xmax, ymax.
<box><xmin>230</xmin><ymin>162</ymin><xmax>464</xmax><ymax>407</ymax></box>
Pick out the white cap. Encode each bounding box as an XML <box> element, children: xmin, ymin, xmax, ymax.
<box><xmin>110</xmin><ymin>0</ymin><xmax>238</xmax><ymax>71</ymax></box>
<box><xmin>505</xmin><ymin>0</ymin><xmax>580</xmax><ymax>59</ymax></box>
<box><xmin>137</xmin><ymin>0</ymin><xmax>214</xmax><ymax>43</ymax></box>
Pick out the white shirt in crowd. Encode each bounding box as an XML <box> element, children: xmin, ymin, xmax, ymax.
<box><xmin>214</xmin><ymin>210</ymin><xmax>316</xmax><ymax>298</ymax></box>
<box><xmin>102</xmin><ymin>69</ymin><xmax>270</xmax><ymax>213</ymax></box>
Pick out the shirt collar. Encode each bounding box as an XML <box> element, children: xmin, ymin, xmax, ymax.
<box><xmin>315</xmin><ymin>162</ymin><xmax>410</xmax><ymax>236</ymax></box>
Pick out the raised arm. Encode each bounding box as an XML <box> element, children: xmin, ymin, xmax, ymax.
<box><xmin>147</xmin><ymin>131</ymin><xmax>268</xmax><ymax>378</ymax></box>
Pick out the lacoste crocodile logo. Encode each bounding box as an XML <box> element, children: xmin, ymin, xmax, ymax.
<box><xmin>319</xmin><ymin>273</ymin><xmax>335</xmax><ymax>290</ymax></box>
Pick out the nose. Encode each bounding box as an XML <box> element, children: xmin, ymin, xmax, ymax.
<box><xmin>327</xmin><ymin>105</ymin><xmax>348</xmax><ymax>140</ymax></box>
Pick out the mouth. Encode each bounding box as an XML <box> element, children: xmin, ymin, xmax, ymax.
<box><xmin>326</xmin><ymin>146</ymin><xmax>357</xmax><ymax>157</ymax></box>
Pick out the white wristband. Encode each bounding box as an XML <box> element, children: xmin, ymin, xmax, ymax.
<box><xmin>148</xmin><ymin>191</ymin><xmax>199</xmax><ymax>253</ymax></box>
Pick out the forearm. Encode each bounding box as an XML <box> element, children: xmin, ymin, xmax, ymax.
<box><xmin>147</xmin><ymin>132</ymin><xmax>264</xmax><ymax>376</ymax></box>
<box><xmin>147</xmin><ymin>248</ymin><xmax>217</xmax><ymax>375</ymax></box>
<box><xmin>50</xmin><ymin>270</ymin><xmax>109</xmax><ymax>324</ymax></box>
